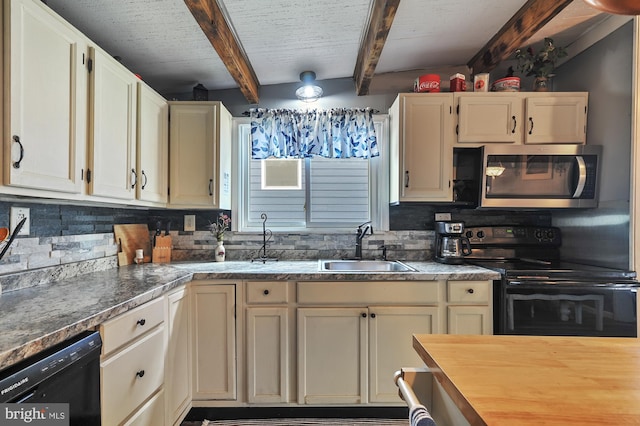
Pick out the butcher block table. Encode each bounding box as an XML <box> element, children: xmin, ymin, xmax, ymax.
<box><xmin>413</xmin><ymin>334</ymin><xmax>640</xmax><ymax>425</ymax></box>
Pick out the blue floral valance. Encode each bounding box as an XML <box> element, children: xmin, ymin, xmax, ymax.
<box><xmin>250</xmin><ymin>108</ymin><xmax>379</xmax><ymax>159</ymax></box>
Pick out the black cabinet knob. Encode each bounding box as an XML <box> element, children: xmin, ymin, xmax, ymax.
<box><xmin>136</xmin><ymin>370</ymin><xmax>145</xmax><ymax>378</ymax></box>
<box><xmin>467</xmin><ymin>288</ymin><xmax>474</xmax><ymax>294</ymax></box>
<box><xmin>263</xmin><ymin>289</ymin><xmax>270</xmax><ymax>295</ymax></box>
<box><xmin>370</xmin><ymin>313</ymin><xmax>376</xmax><ymax>318</ymax></box>
<box><xmin>361</xmin><ymin>313</ymin><xmax>367</xmax><ymax>318</ymax></box>
<box><xmin>136</xmin><ymin>319</ymin><xmax>146</xmax><ymax>326</ymax></box>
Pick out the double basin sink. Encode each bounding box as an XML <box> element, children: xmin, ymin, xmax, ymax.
<box><xmin>318</xmin><ymin>259</ymin><xmax>416</xmax><ymax>272</ymax></box>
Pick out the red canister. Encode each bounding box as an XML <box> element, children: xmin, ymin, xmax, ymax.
<box><xmin>414</xmin><ymin>74</ymin><xmax>440</xmax><ymax>93</ymax></box>
<box><xmin>450</xmin><ymin>73</ymin><xmax>467</xmax><ymax>92</ymax></box>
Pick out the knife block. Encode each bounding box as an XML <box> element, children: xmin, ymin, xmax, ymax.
<box><xmin>152</xmin><ymin>235</ymin><xmax>172</xmax><ymax>263</ymax></box>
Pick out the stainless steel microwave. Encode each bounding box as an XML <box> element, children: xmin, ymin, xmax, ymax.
<box><xmin>454</xmin><ymin>145</ymin><xmax>602</xmax><ymax>208</ymax></box>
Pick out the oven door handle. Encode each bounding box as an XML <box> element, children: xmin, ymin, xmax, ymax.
<box><xmin>572</xmin><ymin>155</ymin><xmax>587</xmax><ymax>198</ymax></box>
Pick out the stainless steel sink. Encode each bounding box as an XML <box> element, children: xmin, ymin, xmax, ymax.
<box><xmin>318</xmin><ymin>259</ymin><xmax>417</xmax><ymax>272</ymax></box>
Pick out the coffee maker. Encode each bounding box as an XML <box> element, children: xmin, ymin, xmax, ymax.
<box><xmin>434</xmin><ymin>221</ymin><xmax>472</xmax><ymax>264</ymax></box>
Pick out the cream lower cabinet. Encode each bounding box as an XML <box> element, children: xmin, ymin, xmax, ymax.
<box><xmin>296</xmin><ymin>281</ymin><xmax>441</xmax><ymax>405</ymax></box>
<box><xmin>446</xmin><ymin>280</ymin><xmax>493</xmax><ymax>335</ymax></box>
<box><xmin>245</xmin><ymin>281</ymin><xmax>291</xmax><ymax>404</ymax></box>
<box><xmin>100</xmin><ymin>297</ymin><xmax>166</xmax><ymax>426</ymax></box>
<box><xmin>191</xmin><ymin>282</ymin><xmax>237</xmax><ymax>400</ymax></box>
<box><xmin>166</xmin><ymin>286</ymin><xmax>191</xmax><ymax>425</ymax></box>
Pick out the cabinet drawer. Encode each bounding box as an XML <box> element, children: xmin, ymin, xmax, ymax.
<box><xmin>246</xmin><ymin>281</ymin><xmax>288</xmax><ymax>304</ymax></box>
<box><xmin>123</xmin><ymin>389</ymin><xmax>165</xmax><ymax>426</ymax></box>
<box><xmin>101</xmin><ymin>326</ymin><xmax>165</xmax><ymax>426</ymax></box>
<box><xmin>298</xmin><ymin>281</ymin><xmax>440</xmax><ymax>305</ymax></box>
<box><xmin>101</xmin><ymin>297</ymin><xmax>164</xmax><ymax>355</ymax></box>
<box><xmin>447</xmin><ymin>281</ymin><xmax>490</xmax><ymax>304</ymax></box>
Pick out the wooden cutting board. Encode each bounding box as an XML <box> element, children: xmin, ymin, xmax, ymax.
<box><xmin>114</xmin><ymin>224</ymin><xmax>152</xmax><ymax>266</ymax></box>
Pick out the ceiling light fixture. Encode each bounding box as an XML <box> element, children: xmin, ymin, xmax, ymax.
<box><xmin>583</xmin><ymin>0</ymin><xmax>640</xmax><ymax>15</ymax></box>
<box><xmin>295</xmin><ymin>71</ymin><xmax>323</xmax><ymax>102</ymax></box>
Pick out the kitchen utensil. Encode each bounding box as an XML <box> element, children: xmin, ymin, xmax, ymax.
<box><xmin>114</xmin><ymin>224</ymin><xmax>151</xmax><ymax>266</ymax></box>
<box><xmin>0</xmin><ymin>217</ymin><xmax>27</xmax><ymax>261</ymax></box>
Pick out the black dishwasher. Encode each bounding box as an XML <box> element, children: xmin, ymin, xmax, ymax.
<box><xmin>0</xmin><ymin>331</ymin><xmax>102</xmax><ymax>425</ymax></box>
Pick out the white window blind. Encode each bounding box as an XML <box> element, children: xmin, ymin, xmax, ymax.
<box><xmin>308</xmin><ymin>158</ymin><xmax>369</xmax><ymax>225</ymax></box>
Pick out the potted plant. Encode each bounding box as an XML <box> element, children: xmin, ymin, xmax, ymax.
<box><xmin>208</xmin><ymin>213</ymin><xmax>230</xmax><ymax>261</ymax></box>
<box><xmin>514</xmin><ymin>38</ymin><xmax>567</xmax><ymax>91</ymax></box>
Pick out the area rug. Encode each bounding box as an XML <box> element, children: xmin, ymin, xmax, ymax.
<box><xmin>202</xmin><ymin>419</ymin><xmax>408</xmax><ymax>425</ymax></box>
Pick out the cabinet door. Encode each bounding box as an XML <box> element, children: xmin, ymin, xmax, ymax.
<box><xmin>369</xmin><ymin>306</ymin><xmax>440</xmax><ymax>403</ymax></box>
<box><xmin>297</xmin><ymin>307</ymin><xmax>367</xmax><ymax>404</ymax></box>
<box><xmin>524</xmin><ymin>95</ymin><xmax>587</xmax><ymax>144</ymax></box>
<box><xmin>166</xmin><ymin>287</ymin><xmax>190</xmax><ymax>424</ymax></box>
<box><xmin>456</xmin><ymin>95</ymin><xmax>522</xmax><ymax>144</ymax></box>
<box><xmin>6</xmin><ymin>0</ymin><xmax>86</xmax><ymax>193</ymax></box>
<box><xmin>137</xmin><ymin>83</ymin><xmax>168</xmax><ymax>204</ymax></box>
<box><xmin>395</xmin><ymin>94</ymin><xmax>454</xmax><ymax>202</ymax></box>
<box><xmin>246</xmin><ymin>307</ymin><xmax>289</xmax><ymax>403</ymax></box>
<box><xmin>88</xmin><ymin>46</ymin><xmax>137</xmax><ymax>200</ymax></box>
<box><xmin>191</xmin><ymin>284</ymin><xmax>236</xmax><ymax>400</ymax></box>
<box><xmin>169</xmin><ymin>103</ymin><xmax>215</xmax><ymax>207</ymax></box>
<box><xmin>447</xmin><ymin>306</ymin><xmax>492</xmax><ymax>335</ymax></box>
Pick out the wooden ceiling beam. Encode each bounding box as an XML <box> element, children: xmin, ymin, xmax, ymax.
<box><xmin>353</xmin><ymin>0</ymin><xmax>401</xmax><ymax>96</ymax></box>
<box><xmin>467</xmin><ymin>0</ymin><xmax>574</xmax><ymax>74</ymax></box>
<box><xmin>184</xmin><ymin>0</ymin><xmax>260</xmax><ymax>104</ymax></box>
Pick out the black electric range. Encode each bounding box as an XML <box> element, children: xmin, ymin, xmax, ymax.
<box><xmin>463</xmin><ymin>225</ymin><xmax>639</xmax><ymax>336</ymax></box>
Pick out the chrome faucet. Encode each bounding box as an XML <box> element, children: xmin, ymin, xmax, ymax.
<box><xmin>355</xmin><ymin>221</ymin><xmax>373</xmax><ymax>259</ymax></box>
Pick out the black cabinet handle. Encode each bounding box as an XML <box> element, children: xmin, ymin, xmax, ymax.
<box><xmin>12</xmin><ymin>135</ymin><xmax>24</xmax><ymax>169</ymax></box>
<box><xmin>404</xmin><ymin>171</ymin><xmax>409</xmax><ymax>188</ymax></box>
<box><xmin>370</xmin><ymin>313</ymin><xmax>376</xmax><ymax>318</ymax></box>
<box><xmin>361</xmin><ymin>313</ymin><xmax>367</xmax><ymax>318</ymax></box>
<box><xmin>131</xmin><ymin>169</ymin><xmax>137</xmax><ymax>189</ymax></box>
<box><xmin>141</xmin><ymin>170</ymin><xmax>147</xmax><ymax>189</ymax></box>
<box><xmin>512</xmin><ymin>116</ymin><xmax>517</xmax><ymax>133</ymax></box>
<box><xmin>528</xmin><ymin>117</ymin><xmax>534</xmax><ymax>135</ymax></box>
<box><xmin>209</xmin><ymin>179</ymin><xmax>213</xmax><ymax>196</ymax></box>
<box><xmin>136</xmin><ymin>318</ymin><xmax>146</xmax><ymax>326</ymax></box>
<box><xmin>467</xmin><ymin>288</ymin><xmax>475</xmax><ymax>294</ymax></box>
<box><xmin>263</xmin><ymin>289</ymin><xmax>270</xmax><ymax>295</ymax></box>
<box><xmin>136</xmin><ymin>370</ymin><xmax>145</xmax><ymax>378</ymax></box>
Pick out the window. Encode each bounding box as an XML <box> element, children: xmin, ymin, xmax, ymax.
<box><xmin>234</xmin><ymin>115</ymin><xmax>389</xmax><ymax>232</ymax></box>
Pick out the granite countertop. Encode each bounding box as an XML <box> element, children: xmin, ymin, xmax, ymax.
<box><xmin>0</xmin><ymin>260</ymin><xmax>499</xmax><ymax>371</ymax></box>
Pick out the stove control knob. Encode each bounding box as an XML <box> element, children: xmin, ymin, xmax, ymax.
<box><xmin>476</xmin><ymin>230</ymin><xmax>485</xmax><ymax>239</ymax></box>
<box><xmin>534</xmin><ymin>229</ymin><xmax>543</xmax><ymax>240</ymax></box>
<box><xmin>546</xmin><ymin>230</ymin><xmax>555</xmax><ymax>240</ymax></box>
<box><xmin>465</xmin><ymin>230</ymin><xmax>473</xmax><ymax>238</ymax></box>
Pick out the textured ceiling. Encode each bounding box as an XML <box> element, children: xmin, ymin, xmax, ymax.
<box><xmin>43</xmin><ymin>0</ymin><xmax>609</xmax><ymax>98</ymax></box>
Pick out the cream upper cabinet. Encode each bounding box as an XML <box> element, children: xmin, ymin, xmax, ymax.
<box><xmin>389</xmin><ymin>93</ymin><xmax>454</xmax><ymax>203</ymax></box>
<box><xmin>191</xmin><ymin>282</ymin><xmax>236</xmax><ymax>401</ymax></box>
<box><xmin>4</xmin><ymin>0</ymin><xmax>87</xmax><ymax>194</ymax></box>
<box><xmin>455</xmin><ymin>93</ymin><xmax>522</xmax><ymax>144</ymax></box>
<box><xmin>88</xmin><ymin>46</ymin><xmax>138</xmax><ymax>200</ymax></box>
<box><xmin>524</xmin><ymin>94</ymin><xmax>587</xmax><ymax>144</ymax></box>
<box><xmin>168</xmin><ymin>102</ymin><xmax>232</xmax><ymax>209</ymax></box>
<box><xmin>137</xmin><ymin>82</ymin><xmax>168</xmax><ymax>204</ymax></box>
